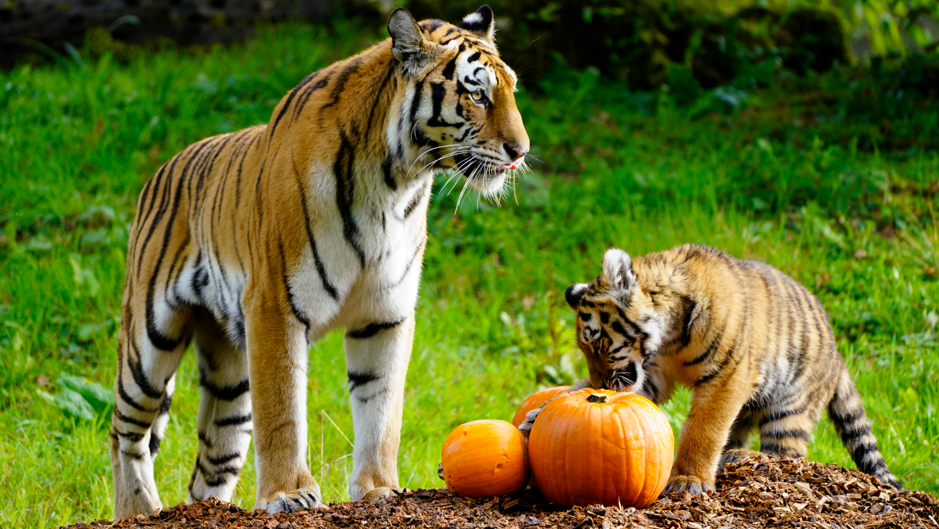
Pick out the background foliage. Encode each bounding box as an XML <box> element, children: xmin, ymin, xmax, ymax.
<box><xmin>0</xmin><ymin>4</ymin><xmax>937</xmax><ymax>528</ymax></box>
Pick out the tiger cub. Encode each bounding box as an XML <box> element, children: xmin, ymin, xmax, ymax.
<box><xmin>520</xmin><ymin>244</ymin><xmax>900</xmax><ymax>494</ymax></box>
<box><xmin>110</xmin><ymin>5</ymin><xmax>529</xmax><ymax>520</ymax></box>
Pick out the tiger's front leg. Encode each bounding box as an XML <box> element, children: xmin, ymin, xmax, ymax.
<box><xmin>244</xmin><ymin>285</ymin><xmax>322</xmax><ymax>513</ymax></box>
<box><xmin>344</xmin><ymin>312</ymin><xmax>416</xmax><ymax>502</ymax></box>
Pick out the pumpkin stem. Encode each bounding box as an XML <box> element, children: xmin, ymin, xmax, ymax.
<box><xmin>587</xmin><ymin>393</ymin><xmax>609</xmax><ymax>403</ymax></box>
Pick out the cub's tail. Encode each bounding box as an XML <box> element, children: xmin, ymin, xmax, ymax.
<box><xmin>828</xmin><ymin>368</ymin><xmax>902</xmax><ymax>489</ymax></box>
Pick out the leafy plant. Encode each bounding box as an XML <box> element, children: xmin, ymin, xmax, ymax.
<box><xmin>37</xmin><ymin>376</ymin><xmax>114</xmax><ymax>423</ymax></box>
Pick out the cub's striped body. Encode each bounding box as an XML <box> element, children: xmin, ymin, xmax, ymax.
<box><xmin>111</xmin><ymin>6</ymin><xmax>529</xmax><ymax>519</ymax></box>
<box><xmin>521</xmin><ymin>245</ymin><xmax>899</xmax><ymax>494</ymax></box>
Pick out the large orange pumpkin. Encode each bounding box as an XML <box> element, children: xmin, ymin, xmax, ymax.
<box><xmin>527</xmin><ymin>389</ymin><xmax>673</xmax><ymax>508</ymax></box>
<box><xmin>511</xmin><ymin>386</ymin><xmax>571</xmax><ymax>427</ymax></box>
<box><xmin>441</xmin><ymin>419</ymin><xmax>530</xmax><ymax>498</ymax></box>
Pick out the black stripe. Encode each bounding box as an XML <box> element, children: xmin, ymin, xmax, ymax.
<box><xmin>114</xmin><ymin>408</ymin><xmax>151</xmax><ymax>429</ymax></box>
<box><xmin>427</xmin><ymin>82</ymin><xmax>464</xmax><ymax>129</ymax></box>
<box><xmin>322</xmin><ymin>57</ymin><xmax>362</xmax><ymax>110</ymax></box>
<box><xmin>467</xmin><ymin>51</ymin><xmax>481</xmax><ymax>63</ymax></box>
<box><xmin>214</xmin><ymin>465</ymin><xmax>241</xmax><ymax>477</ymax></box>
<box><xmin>280</xmin><ymin>239</ymin><xmax>310</xmax><ymax>331</ymax></box>
<box><xmin>678</xmin><ymin>297</ymin><xmax>696</xmax><ymax>350</ymax></box>
<box><xmin>684</xmin><ymin>327</ymin><xmax>724</xmax><ymax>366</ymax></box>
<box><xmin>199</xmin><ymin>369</ymin><xmax>250</xmax><ymax>401</ymax></box>
<box><xmin>114</xmin><ymin>429</ymin><xmax>145</xmax><ymax>443</ymax></box>
<box><xmin>145</xmin><ymin>301</ymin><xmax>180</xmax><ymax>351</ymax></box>
<box><xmin>409</xmin><ymin>80</ymin><xmax>424</xmax><ymax>130</ymax></box>
<box><xmin>292</xmin><ymin>157</ymin><xmax>339</xmax><ymax>300</ymax></box>
<box><xmin>695</xmin><ymin>351</ymin><xmax>734</xmax><ymax>387</ymax></box>
<box><xmin>356</xmin><ymin>388</ymin><xmax>388</xmax><ymax>404</ymax></box>
<box><xmin>289</xmin><ymin>71</ymin><xmax>322</xmax><ymax>119</ymax></box>
<box><xmin>366</xmin><ymin>63</ymin><xmax>396</xmax><ymax>139</ymax></box>
<box><xmin>422</xmin><ymin>19</ymin><xmax>443</xmax><ymax>32</ymax></box>
<box><xmin>121</xmin><ymin>449</ymin><xmax>144</xmax><ymax>460</ymax></box>
<box><xmin>294</xmin><ymin>75</ymin><xmax>331</xmax><ymax>120</ymax></box>
<box><xmin>334</xmin><ymin>131</ymin><xmax>365</xmax><ymax>267</ymax></box>
<box><xmin>198</xmin><ymin>431</ymin><xmax>213</xmax><ymax>448</ymax></box>
<box><xmin>269</xmin><ymin>73</ymin><xmax>314</xmax><ymax>139</ymax></box>
<box><xmin>216</xmin><ymin>413</ymin><xmax>253</xmax><ymax>427</ymax></box>
<box><xmin>117</xmin><ymin>367</ymin><xmax>157</xmax><ymax>412</ymax></box>
<box><xmin>760</xmin><ymin>442</ymin><xmax>795</xmax><ymax>456</ymax></box>
<box><xmin>442</xmin><ymin>56</ymin><xmax>457</xmax><ymax>80</ymax></box>
<box><xmin>762</xmin><ymin>428</ymin><xmax>810</xmax><ymax>441</ymax></box>
<box><xmin>149</xmin><ymin>433</ymin><xmax>162</xmax><ymax>458</ymax></box>
<box><xmin>403</xmin><ymin>180</ymin><xmax>429</xmax><ymax>219</ymax></box>
<box><xmin>852</xmin><ymin>443</ymin><xmax>882</xmax><ymax>474</ymax></box>
<box><xmin>389</xmin><ymin>236</ymin><xmax>427</xmax><ymax>289</ymax></box>
<box><xmin>348</xmin><ymin>371</ymin><xmax>378</xmax><ymax>391</ymax></box>
<box><xmin>382</xmin><ymin>156</ymin><xmax>397</xmax><ymax>191</ymax></box>
<box><xmin>207</xmin><ymin>452</ymin><xmax>242</xmax><ymax>466</ymax></box>
<box><xmin>159</xmin><ymin>390</ymin><xmax>173</xmax><ymax>415</ymax></box>
<box><xmin>128</xmin><ymin>339</ymin><xmax>164</xmax><ymax>399</ymax></box>
<box><xmin>641</xmin><ymin>377</ymin><xmax>661</xmax><ymax>403</ymax></box>
<box><xmin>829</xmin><ymin>408</ymin><xmax>862</xmax><ymax>427</ymax></box>
<box><xmin>759</xmin><ymin>403</ymin><xmax>809</xmax><ymax>427</ymax></box>
<box><xmin>135</xmin><ymin>148</ymin><xmax>186</xmax><ymax>276</ymax></box>
<box><xmin>162</xmin><ymin>239</ymin><xmax>190</xmax><ymax>309</ymax></box>
<box><xmin>841</xmin><ymin>423</ymin><xmax>872</xmax><ymax>440</ymax></box>
<box><xmin>347</xmin><ymin>317</ymin><xmax>405</xmax><ymax>339</ymax></box>
<box><xmin>192</xmin><ymin>133</ymin><xmax>230</xmax><ymax>205</ymax></box>
<box><xmin>131</xmin><ymin>163</ymin><xmax>166</xmax><ymax>259</ymax></box>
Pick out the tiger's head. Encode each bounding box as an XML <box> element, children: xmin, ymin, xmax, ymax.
<box><xmin>386</xmin><ymin>6</ymin><xmax>530</xmax><ymax>200</ymax></box>
<box><xmin>565</xmin><ymin>248</ymin><xmax>690</xmax><ymax>392</ymax></box>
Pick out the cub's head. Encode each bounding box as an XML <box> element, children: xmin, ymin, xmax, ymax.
<box><xmin>387</xmin><ymin>6</ymin><xmax>529</xmax><ymax>200</ymax></box>
<box><xmin>565</xmin><ymin>248</ymin><xmax>684</xmax><ymax>392</ymax></box>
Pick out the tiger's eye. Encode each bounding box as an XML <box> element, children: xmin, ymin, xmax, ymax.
<box><xmin>471</xmin><ymin>89</ymin><xmax>484</xmax><ymax>101</ymax></box>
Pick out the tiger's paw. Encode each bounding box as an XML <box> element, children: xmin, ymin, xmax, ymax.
<box><xmin>256</xmin><ymin>488</ymin><xmax>322</xmax><ymax>514</ymax></box>
<box><xmin>662</xmin><ymin>475</ymin><xmax>713</xmax><ymax>496</ymax></box>
<box><xmin>517</xmin><ymin>407</ymin><xmax>541</xmax><ymax>438</ymax></box>
<box><xmin>718</xmin><ymin>448</ymin><xmax>764</xmax><ymax>468</ymax></box>
<box><xmin>362</xmin><ymin>486</ymin><xmax>399</xmax><ymax>502</ymax></box>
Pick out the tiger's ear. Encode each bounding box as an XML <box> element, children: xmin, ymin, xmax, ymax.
<box><xmin>565</xmin><ymin>284</ymin><xmax>588</xmax><ymax>309</ymax></box>
<box><xmin>459</xmin><ymin>5</ymin><xmax>496</xmax><ymax>43</ymax></box>
<box><xmin>601</xmin><ymin>248</ymin><xmax>637</xmax><ymax>292</ymax></box>
<box><xmin>388</xmin><ymin>8</ymin><xmax>430</xmax><ymax>74</ymax></box>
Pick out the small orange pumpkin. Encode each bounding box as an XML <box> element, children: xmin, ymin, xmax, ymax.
<box><xmin>441</xmin><ymin>419</ymin><xmax>530</xmax><ymax>498</ymax></box>
<box><xmin>528</xmin><ymin>388</ymin><xmax>673</xmax><ymax>508</ymax></box>
<box><xmin>511</xmin><ymin>386</ymin><xmax>571</xmax><ymax>427</ymax></box>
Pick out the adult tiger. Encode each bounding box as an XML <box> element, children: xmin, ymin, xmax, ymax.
<box><xmin>110</xmin><ymin>5</ymin><xmax>529</xmax><ymax>519</ymax></box>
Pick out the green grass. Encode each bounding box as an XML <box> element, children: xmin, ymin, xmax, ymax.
<box><xmin>1</xmin><ymin>20</ymin><xmax>938</xmax><ymax>529</ymax></box>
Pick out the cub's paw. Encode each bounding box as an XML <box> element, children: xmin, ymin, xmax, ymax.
<box><xmin>662</xmin><ymin>475</ymin><xmax>714</xmax><ymax>496</ymax></box>
<box><xmin>437</xmin><ymin>462</ymin><xmax>444</xmax><ymax>480</ymax></box>
<box><xmin>517</xmin><ymin>408</ymin><xmax>541</xmax><ymax>438</ymax></box>
<box><xmin>718</xmin><ymin>448</ymin><xmax>764</xmax><ymax>468</ymax></box>
<box><xmin>363</xmin><ymin>487</ymin><xmax>398</xmax><ymax>502</ymax></box>
<box><xmin>256</xmin><ymin>488</ymin><xmax>322</xmax><ymax>514</ymax></box>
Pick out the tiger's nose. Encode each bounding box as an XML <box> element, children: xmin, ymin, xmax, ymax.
<box><xmin>503</xmin><ymin>142</ymin><xmax>528</xmax><ymax>162</ymax></box>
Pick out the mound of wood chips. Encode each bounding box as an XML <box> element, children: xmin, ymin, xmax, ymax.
<box><xmin>67</xmin><ymin>455</ymin><xmax>938</xmax><ymax>528</ymax></box>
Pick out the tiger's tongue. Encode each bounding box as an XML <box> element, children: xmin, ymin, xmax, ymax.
<box><xmin>498</xmin><ymin>156</ymin><xmax>524</xmax><ymax>171</ymax></box>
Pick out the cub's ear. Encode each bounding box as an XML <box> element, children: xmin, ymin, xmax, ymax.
<box><xmin>459</xmin><ymin>5</ymin><xmax>496</xmax><ymax>43</ymax></box>
<box><xmin>388</xmin><ymin>8</ymin><xmax>429</xmax><ymax>74</ymax></box>
<box><xmin>565</xmin><ymin>284</ymin><xmax>588</xmax><ymax>309</ymax></box>
<box><xmin>601</xmin><ymin>248</ymin><xmax>637</xmax><ymax>292</ymax></box>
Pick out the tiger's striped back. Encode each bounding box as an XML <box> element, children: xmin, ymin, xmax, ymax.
<box><xmin>563</xmin><ymin>244</ymin><xmax>900</xmax><ymax>494</ymax></box>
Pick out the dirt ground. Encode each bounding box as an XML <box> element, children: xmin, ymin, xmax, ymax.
<box><xmin>66</xmin><ymin>455</ymin><xmax>938</xmax><ymax>528</ymax></box>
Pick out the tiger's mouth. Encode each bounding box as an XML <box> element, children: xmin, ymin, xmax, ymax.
<box><xmin>451</xmin><ymin>153</ymin><xmax>513</xmax><ymax>196</ymax></box>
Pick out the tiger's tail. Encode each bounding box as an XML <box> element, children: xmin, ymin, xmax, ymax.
<box><xmin>827</xmin><ymin>368</ymin><xmax>901</xmax><ymax>489</ymax></box>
